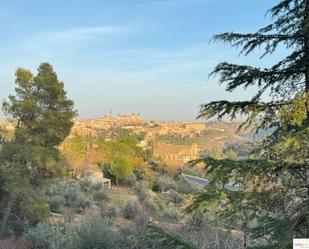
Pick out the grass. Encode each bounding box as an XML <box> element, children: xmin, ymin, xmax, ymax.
<box><xmin>110</xmin><ymin>186</ymin><xmax>137</xmax><ymax>207</ymax></box>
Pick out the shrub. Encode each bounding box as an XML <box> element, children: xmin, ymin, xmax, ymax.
<box><xmin>122</xmin><ymin>200</ymin><xmax>141</xmax><ymax>220</ymax></box>
<box><xmin>152</xmin><ymin>175</ymin><xmax>176</xmax><ymax>192</ymax></box>
<box><xmin>24</xmin><ymin>223</ymin><xmax>73</xmax><ymax>249</ymax></box>
<box><xmin>134</xmin><ymin>181</ymin><xmax>151</xmax><ymax>201</ymax></box>
<box><xmin>63</xmin><ymin>180</ymin><xmax>91</xmax><ymax>211</ymax></box>
<box><xmin>90</xmin><ymin>182</ymin><xmax>103</xmax><ymax>191</ymax></box>
<box><xmin>48</xmin><ymin>195</ymin><xmax>65</xmax><ymax>213</ymax></box>
<box><xmin>101</xmin><ymin>206</ymin><xmax>117</xmax><ymax>224</ymax></box>
<box><xmin>166</xmin><ymin>190</ymin><xmax>185</xmax><ymax>205</ymax></box>
<box><xmin>93</xmin><ymin>188</ymin><xmax>110</xmax><ymax>202</ymax></box>
<box><xmin>176</xmin><ymin>175</ymin><xmax>199</xmax><ymax>194</ymax></box>
<box><xmin>79</xmin><ymin>178</ymin><xmax>92</xmax><ymax>192</ymax></box>
<box><xmin>46</xmin><ymin>181</ymin><xmax>65</xmax><ymax>212</ymax></box>
<box><xmin>161</xmin><ymin>209</ymin><xmax>181</xmax><ymax>222</ymax></box>
<box><xmin>123</xmin><ymin>173</ymin><xmax>137</xmax><ymax>186</ymax></box>
<box><xmin>71</xmin><ymin>216</ymin><xmax>120</xmax><ymax>249</ymax></box>
<box><xmin>46</xmin><ymin>180</ymin><xmax>91</xmax><ymax>213</ymax></box>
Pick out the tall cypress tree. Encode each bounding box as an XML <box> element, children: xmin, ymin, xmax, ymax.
<box><xmin>189</xmin><ymin>1</ymin><xmax>309</xmax><ymax>248</ymax></box>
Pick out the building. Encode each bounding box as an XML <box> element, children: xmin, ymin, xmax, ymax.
<box><xmin>75</xmin><ymin>164</ymin><xmax>111</xmax><ymax>189</ymax></box>
<box><xmin>153</xmin><ymin>142</ymin><xmax>199</xmax><ymax>166</ymax></box>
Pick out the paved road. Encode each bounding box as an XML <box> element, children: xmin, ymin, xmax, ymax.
<box><xmin>182</xmin><ymin>174</ymin><xmax>241</xmax><ymax>191</ymax></box>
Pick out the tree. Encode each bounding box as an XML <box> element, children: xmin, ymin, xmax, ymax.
<box><xmin>0</xmin><ymin>63</ymin><xmax>76</xmax><ymax>238</ymax></box>
<box><xmin>190</xmin><ymin>1</ymin><xmax>309</xmax><ymax>248</ymax></box>
<box><xmin>108</xmin><ymin>156</ymin><xmax>134</xmax><ymax>185</ymax></box>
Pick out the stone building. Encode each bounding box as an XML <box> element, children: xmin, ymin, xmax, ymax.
<box><xmin>153</xmin><ymin>142</ymin><xmax>199</xmax><ymax>166</ymax></box>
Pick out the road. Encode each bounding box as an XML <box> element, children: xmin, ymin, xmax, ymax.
<box><xmin>182</xmin><ymin>173</ymin><xmax>241</xmax><ymax>191</ymax></box>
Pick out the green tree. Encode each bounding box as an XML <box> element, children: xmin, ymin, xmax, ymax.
<box><xmin>0</xmin><ymin>63</ymin><xmax>76</xmax><ymax>238</ymax></box>
<box><xmin>108</xmin><ymin>156</ymin><xmax>134</xmax><ymax>185</ymax></box>
<box><xmin>190</xmin><ymin>1</ymin><xmax>309</xmax><ymax>248</ymax></box>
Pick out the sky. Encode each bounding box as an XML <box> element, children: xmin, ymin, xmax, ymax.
<box><xmin>0</xmin><ymin>0</ymin><xmax>281</xmax><ymax>121</ymax></box>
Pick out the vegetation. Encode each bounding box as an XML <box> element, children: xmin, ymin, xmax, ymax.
<box><xmin>1</xmin><ymin>1</ymin><xmax>308</xmax><ymax>248</ymax></box>
<box><xmin>0</xmin><ymin>63</ymin><xmax>76</xmax><ymax>238</ymax></box>
<box><xmin>189</xmin><ymin>0</ymin><xmax>309</xmax><ymax>248</ymax></box>
<box><xmin>109</xmin><ymin>156</ymin><xmax>134</xmax><ymax>185</ymax></box>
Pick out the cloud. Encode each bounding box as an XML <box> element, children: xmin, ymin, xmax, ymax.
<box><xmin>43</xmin><ymin>26</ymin><xmax>130</xmax><ymax>41</ymax></box>
<box><xmin>21</xmin><ymin>25</ymin><xmax>132</xmax><ymax>54</ymax></box>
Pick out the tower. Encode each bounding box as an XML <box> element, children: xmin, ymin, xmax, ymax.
<box><xmin>108</xmin><ymin>110</ymin><xmax>113</xmax><ymax>120</ymax></box>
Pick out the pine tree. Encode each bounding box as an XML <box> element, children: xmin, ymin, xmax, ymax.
<box><xmin>0</xmin><ymin>63</ymin><xmax>77</xmax><ymax>238</ymax></box>
<box><xmin>190</xmin><ymin>1</ymin><xmax>309</xmax><ymax>248</ymax></box>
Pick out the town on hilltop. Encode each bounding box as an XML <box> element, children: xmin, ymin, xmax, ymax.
<box><xmin>0</xmin><ymin>112</ymin><xmax>249</xmax><ymax>168</ymax></box>
<box><xmin>69</xmin><ymin>112</ymin><xmax>245</xmax><ymax>166</ymax></box>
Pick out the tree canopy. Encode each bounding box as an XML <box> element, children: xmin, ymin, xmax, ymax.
<box><xmin>190</xmin><ymin>1</ymin><xmax>309</xmax><ymax>248</ymax></box>
<box><xmin>0</xmin><ymin>63</ymin><xmax>76</xmax><ymax>238</ymax></box>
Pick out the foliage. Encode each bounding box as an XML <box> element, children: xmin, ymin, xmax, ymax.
<box><xmin>134</xmin><ymin>181</ymin><xmax>152</xmax><ymax>201</ymax></box>
<box><xmin>152</xmin><ymin>175</ymin><xmax>177</xmax><ymax>192</ymax></box>
<box><xmin>25</xmin><ymin>216</ymin><xmax>120</xmax><ymax>249</ymax></box>
<box><xmin>122</xmin><ymin>200</ymin><xmax>141</xmax><ymax>220</ymax></box>
<box><xmin>100</xmin><ymin>206</ymin><xmax>117</xmax><ymax>224</ymax></box>
<box><xmin>93</xmin><ymin>188</ymin><xmax>111</xmax><ymax>202</ymax></box>
<box><xmin>0</xmin><ymin>63</ymin><xmax>76</xmax><ymax>238</ymax></box>
<box><xmin>140</xmin><ymin>225</ymin><xmax>197</xmax><ymax>249</ymax></box>
<box><xmin>46</xmin><ymin>180</ymin><xmax>91</xmax><ymax>213</ymax></box>
<box><xmin>175</xmin><ymin>175</ymin><xmax>199</xmax><ymax>195</ymax></box>
<box><xmin>71</xmin><ymin>216</ymin><xmax>120</xmax><ymax>249</ymax></box>
<box><xmin>62</xmin><ymin>180</ymin><xmax>91</xmax><ymax>211</ymax></box>
<box><xmin>166</xmin><ymin>190</ymin><xmax>185</xmax><ymax>206</ymax></box>
<box><xmin>190</xmin><ymin>1</ymin><xmax>309</xmax><ymax>248</ymax></box>
<box><xmin>161</xmin><ymin>209</ymin><xmax>181</xmax><ymax>222</ymax></box>
<box><xmin>108</xmin><ymin>156</ymin><xmax>134</xmax><ymax>185</ymax></box>
<box><xmin>24</xmin><ymin>223</ymin><xmax>73</xmax><ymax>249</ymax></box>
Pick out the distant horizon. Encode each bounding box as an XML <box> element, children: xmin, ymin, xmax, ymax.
<box><xmin>0</xmin><ymin>110</ymin><xmax>244</xmax><ymax>124</ymax></box>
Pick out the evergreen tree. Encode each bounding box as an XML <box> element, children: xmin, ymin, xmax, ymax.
<box><xmin>190</xmin><ymin>1</ymin><xmax>309</xmax><ymax>248</ymax></box>
<box><xmin>108</xmin><ymin>156</ymin><xmax>134</xmax><ymax>185</ymax></box>
<box><xmin>0</xmin><ymin>63</ymin><xmax>77</xmax><ymax>238</ymax></box>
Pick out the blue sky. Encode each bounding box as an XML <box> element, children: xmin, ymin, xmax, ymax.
<box><xmin>0</xmin><ymin>0</ymin><xmax>280</xmax><ymax>121</ymax></box>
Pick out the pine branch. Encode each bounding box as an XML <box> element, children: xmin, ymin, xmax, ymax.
<box><xmin>140</xmin><ymin>225</ymin><xmax>197</xmax><ymax>249</ymax></box>
<box><xmin>213</xmin><ymin>32</ymin><xmax>302</xmax><ymax>56</ymax></box>
<box><xmin>198</xmin><ymin>100</ymin><xmax>290</xmax><ymax>124</ymax></box>
<box><xmin>210</xmin><ymin>62</ymin><xmax>305</xmax><ymax>95</ymax></box>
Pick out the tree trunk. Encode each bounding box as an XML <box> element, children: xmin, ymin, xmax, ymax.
<box><xmin>0</xmin><ymin>199</ymin><xmax>14</xmax><ymax>239</ymax></box>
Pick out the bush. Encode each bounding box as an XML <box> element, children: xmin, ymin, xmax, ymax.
<box><xmin>152</xmin><ymin>175</ymin><xmax>176</xmax><ymax>192</ymax></box>
<box><xmin>90</xmin><ymin>182</ymin><xmax>103</xmax><ymax>191</ymax></box>
<box><xmin>176</xmin><ymin>175</ymin><xmax>199</xmax><ymax>194</ymax></box>
<box><xmin>101</xmin><ymin>206</ymin><xmax>117</xmax><ymax>224</ymax></box>
<box><xmin>166</xmin><ymin>190</ymin><xmax>185</xmax><ymax>205</ymax></box>
<box><xmin>46</xmin><ymin>180</ymin><xmax>91</xmax><ymax>213</ymax></box>
<box><xmin>134</xmin><ymin>181</ymin><xmax>151</xmax><ymax>201</ymax></box>
<box><xmin>71</xmin><ymin>216</ymin><xmax>120</xmax><ymax>249</ymax></box>
<box><xmin>48</xmin><ymin>195</ymin><xmax>65</xmax><ymax>213</ymax></box>
<box><xmin>25</xmin><ymin>217</ymin><xmax>121</xmax><ymax>249</ymax></box>
<box><xmin>93</xmin><ymin>188</ymin><xmax>110</xmax><ymax>202</ymax></box>
<box><xmin>24</xmin><ymin>223</ymin><xmax>73</xmax><ymax>249</ymax></box>
<box><xmin>123</xmin><ymin>173</ymin><xmax>137</xmax><ymax>186</ymax></box>
<box><xmin>79</xmin><ymin>178</ymin><xmax>92</xmax><ymax>192</ymax></box>
<box><xmin>122</xmin><ymin>200</ymin><xmax>141</xmax><ymax>220</ymax></box>
<box><xmin>63</xmin><ymin>180</ymin><xmax>91</xmax><ymax>211</ymax></box>
<box><xmin>161</xmin><ymin>209</ymin><xmax>181</xmax><ymax>222</ymax></box>
<box><xmin>46</xmin><ymin>181</ymin><xmax>65</xmax><ymax>212</ymax></box>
